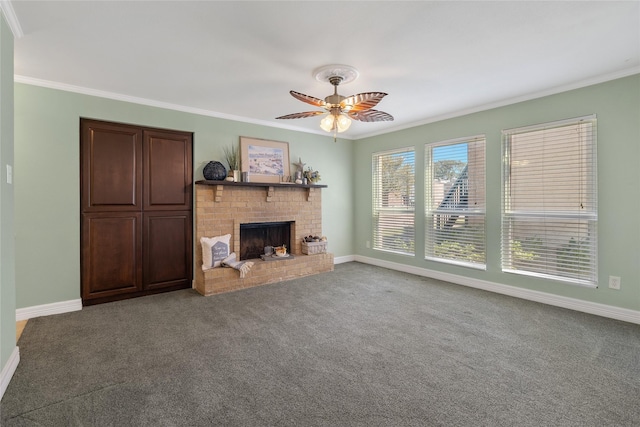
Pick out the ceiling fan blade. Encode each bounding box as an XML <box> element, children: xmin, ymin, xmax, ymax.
<box><xmin>348</xmin><ymin>109</ymin><xmax>394</xmax><ymax>122</ymax></box>
<box><xmin>341</xmin><ymin>92</ymin><xmax>387</xmax><ymax>112</ymax></box>
<box><xmin>290</xmin><ymin>91</ymin><xmax>326</xmax><ymax>108</ymax></box>
<box><xmin>276</xmin><ymin>111</ymin><xmax>325</xmax><ymax>120</ymax></box>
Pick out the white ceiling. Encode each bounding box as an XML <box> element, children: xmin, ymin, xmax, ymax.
<box><xmin>6</xmin><ymin>1</ymin><xmax>640</xmax><ymax>139</ymax></box>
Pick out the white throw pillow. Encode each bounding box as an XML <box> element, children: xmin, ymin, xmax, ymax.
<box><xmin>200</xmin><ymin>234</ymin><xmax>231</xmax><ymax>270</ymax></box>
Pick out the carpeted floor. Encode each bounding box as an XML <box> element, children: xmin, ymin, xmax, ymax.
<box><xmin>2</xmin><ymin>262</ymin><xmax>639</xmax><ymax>426</ymax></box>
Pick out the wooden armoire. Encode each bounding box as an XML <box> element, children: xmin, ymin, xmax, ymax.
<box><xmin>80</xmin><ymin>119</ymin><xmax>193</xmax><ymax>305</ymax></box>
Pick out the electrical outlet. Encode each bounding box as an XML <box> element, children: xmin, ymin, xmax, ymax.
<box><xmin>608</xmin><ymin>276</ymin><xmax>621</xmax><ymax>290</ymax></box>
<box><xmin>366</xmin><ymin>240</ymin><xmax>370</xmax><ymax>248</ymax></box>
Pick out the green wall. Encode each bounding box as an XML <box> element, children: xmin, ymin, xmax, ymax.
<box><xmin>11</xmin><ymin>74</ymin><xmax>640</xmax><ymax>314</ymax></box>
<box><xmin>14</xmin><ymin>84</ymin><xmax>354</xmax><ymax>308</ymax></box>
<box><xmin>355</xmin><ymin>74</ymin><xmax>640</xmax><ymax>311</ymax></box>
<box><xmin>0</xmin><ymin>11</ymin><xmax>16</xmax><ymax>372</ymax></box>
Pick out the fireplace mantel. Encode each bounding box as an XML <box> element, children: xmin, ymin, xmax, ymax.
<box><xmin>195</xmin><ymin>180</ymin><xmax>327</xmax><ymax>202</ymax></box>
<box><xmin>195</xmin><ymin>180</ymin><xmax>327</xmax><ymax>189</ymax></box>
<box><xmin>194</xmin><ymin>182</ymin><xmax>334</xmax><ymax>295</ymax></box>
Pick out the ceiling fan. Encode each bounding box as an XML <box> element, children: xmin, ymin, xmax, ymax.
<box><xmin>276</xmin><ymin>65</ymin><xmax>393</xmax><ymax>140</ymax></box>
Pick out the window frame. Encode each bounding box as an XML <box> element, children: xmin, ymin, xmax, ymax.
<box><xmin>501</xmin><ymin>115</ymin><xmax>598</xmax><ymax>287</ymax></box>
<box><xmin>372</xmin><ymin>147</ymin><xmax>416</xmax><ymax>256</ymax></box>
<box><xmin>425</xmin><ymin>135</ymin><xmax>487</xmax><ymax>269</ymax></box>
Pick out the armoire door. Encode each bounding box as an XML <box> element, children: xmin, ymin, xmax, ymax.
<box><xmin>143</xmin><ymin>211</ymin><xmax>192</xmax><ymax>290</ymax></box>
<box><xmin>144</xmin><ymin>129</ymin><xmax>192</xmax><ymax>211</ymax></box>
<box><xmin>81</xmin><ymin>119</ymin><xmax>193</xmax><ymax>305</ymax></box>
<box><xmin>141</xmin><ymin>128</ymin><xmax>192</xmax><ymax>292</ymax></box>
<box><xmin>81</xmin><ymin>121</ymin><xmax>143</xmax><ymax>212</ymax></box>
<box><xmin>81</xmin><ymin>212</ymin><xmax>143</xmax><ymax>300</ymax></box>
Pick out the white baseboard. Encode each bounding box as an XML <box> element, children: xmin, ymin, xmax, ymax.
<box><xmin>16</xmin><ymin>299</ymin><xmax>82</xmax><ymax>321</ymax></box>
<box><xmin>354</xmin><ymin>255</ymin><xmax>640</xmax><ymax>325</ymax></box>
<box><xmin>14</xmin><ymin>257</ymin><xmax>638</xmax><ymax>325</ymax></box>
<box><xmin>334</xmin><ymin>255</ymin><xmax>355</xmax><ymax>264</ymax></box>
<box><xmin>0</xmin><ymin>346</ymin><xmax>20</xmax><ymax>401</ymax></box>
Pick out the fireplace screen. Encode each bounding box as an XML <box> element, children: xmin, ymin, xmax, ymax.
<box><xmin>240</xmin><ymin>221</ymin><xmax>293</xmax><ymax>260</ymax></box>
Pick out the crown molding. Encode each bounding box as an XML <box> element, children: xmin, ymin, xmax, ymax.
<box><xmin>13</xmin><ymin>74</ymin><xmax>348</xmax><ymax>138</ymax></box>
<box><xmin>15</xmin><ymin>65</ymin><xmax>639</xmax><ymax>142</ymax></box>
<box><xmin>356</xmin><ymin>66</ymin><xmax>640</xmax><ymax>140</ymax></box>
<box><xmin>0</xmin><ymin>0</ymin><xmax>23</xmax><ymax>38</ymax></box>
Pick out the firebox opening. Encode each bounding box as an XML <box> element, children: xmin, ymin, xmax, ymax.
<box><xmin>240</xmin><ymin>221</ymin><xmax>293</xmax><ymax>260</ymax></box>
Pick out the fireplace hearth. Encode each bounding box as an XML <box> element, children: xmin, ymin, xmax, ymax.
<box><xmin>195</xmin><ymin>182</ymin><xmax>334</xmax><ymax>296</ymax></box>
<box><xmin>240</xmin><ymin>221</ymin><xmax>292</xmax><ymax>260</ymax></box>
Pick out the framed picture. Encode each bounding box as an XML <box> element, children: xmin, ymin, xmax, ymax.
<box><xmin>240</xmin><ymin>137</ymin><xmax>290</xmax><ymax>183</ymax></box>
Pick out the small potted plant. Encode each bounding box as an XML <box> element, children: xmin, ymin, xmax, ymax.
<box><xmin>223</xmin><ymin>144</ymin><xmax>240</xmax><ymax>182</ymax></box>
<box><xmin>303</xmin><ymin>167</ymin><xmax>321</xmax><ymax>184</ymax></box>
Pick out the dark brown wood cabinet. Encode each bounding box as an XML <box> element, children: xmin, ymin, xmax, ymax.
<box><xmin>81</xmin><ymin>119</ymin><xmax>193</xmax><ymax>305</ymax></box>
<box><xmin>143</xmin><ymin>211</ymin><xmax>192</xmax><ymax>290</ymax></box>
<box><xmin>82</xmin><ymin>212</ymin><xmax>143</xmax><ymax>297</ymax></box>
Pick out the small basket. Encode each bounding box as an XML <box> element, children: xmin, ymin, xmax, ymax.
<box><xmin>301</xmin><ymin>241</ymin><xmax>327</xmax><ymax>255</ymax></box>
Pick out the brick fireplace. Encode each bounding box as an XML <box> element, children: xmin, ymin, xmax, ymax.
<box><xmin>194</xmin><ymin>181</ymin><xmax>334</xmax><ymax>295</ymax></box>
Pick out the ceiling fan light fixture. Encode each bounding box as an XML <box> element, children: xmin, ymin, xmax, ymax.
<box><xmin>336</xmin><ymin>114</ymin><xmax>352</xmax><ymax>132</ymax></box>
<box><xmin>319</xmin><ymin>114</ymin><xmax>335</xmax><ymax>132</ymax></box>
<box><xmin>277</xmin><ymin>64</ymin><xmax>392</xmax><ymax>139</ymax></box>
<box><xmin>320</xmin><ymin>113</ymin><xmax>351</xmax><ymax>133</ymax></box>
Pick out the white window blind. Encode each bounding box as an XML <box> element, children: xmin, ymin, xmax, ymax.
<box><xmin>372</xmin><ymin>148</ymin><xmax>415</xmax><ymax>255</ymax></box>
<box><xmin>425</xmin><ymin>136</ymin><xmax>486</xmax><ymax>268</ymax></box>
<box><xmin>502</xmin><ymin>115</ymin><xmax>597</xmax><ymax>286</ymax></box>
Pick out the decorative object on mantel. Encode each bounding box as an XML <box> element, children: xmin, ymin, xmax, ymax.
<box><xmin>223</xmin><ymin>144</ymin><xmax>241</xmax><ymax>182</ymax></box>
<box><xmin>203</xmin><ymin>161</ymin><xmax>227</xmax><ymax>181</ymax></box>
<box><xmin>275</xmin><ymin>64</ymin><xmax>393</xmax><ymax>142</ymax></box>
<box><xmin>303</xmin><ymin>166</ymin><xmax>321</xmax><ymax>184</ymax></box>
<box><xmin>293</xmin><ymin>157</ymin><xmax>306</xmax><ymax>172</ymax></box>
<box><xmin>240</xmin><ymin>136</ymin><xmax>291</xmax><ymax>183</ymax></box>
<box><xmin>293</xmin><ymin>157</ymin><xmax>306</xmax><ymax>184</ymax></box>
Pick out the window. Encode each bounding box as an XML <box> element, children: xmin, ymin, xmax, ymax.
<box><xmin>502</xmin><ymin>116</ymin><xmax>597</xmax><ymax>286</ymax></box>
<box><xmin>372</xmin><ymin>147</ymin><xmax>415</xmax><ymax>255</ymax></box>
<box><xmin>425</xmin><ymin>136</ymin><xmax>486</xmax><ymax>268</ymax></box>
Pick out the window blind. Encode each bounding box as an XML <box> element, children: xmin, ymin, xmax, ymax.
<box><xmin>425</xmin><ymin>136</ymin><xmax>486</xmax><ymax>268</ymax></box>
<box><xmin>372</xmin><ymin>148</ymin><xmax>415</xmax><ymax>255</ymax></box>
<box><xmin>502</xmin><ymin>115</ymin><xmax>597</xmax><ymax>286</ymax></box>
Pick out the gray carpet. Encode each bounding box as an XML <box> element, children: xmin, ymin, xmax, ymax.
<box><xmin>2</xmin><ymin>262</ymin><xmax>639</xmax><ymax>426</ymax></box>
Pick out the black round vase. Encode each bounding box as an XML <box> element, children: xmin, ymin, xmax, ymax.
<box><xmin>203</xmin><ymin>161</ymin><xmax>227</xmax><ymax>180</ymax></box>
